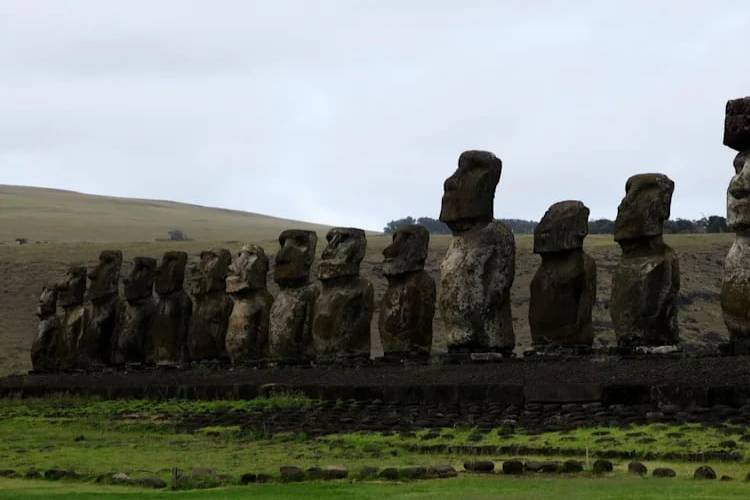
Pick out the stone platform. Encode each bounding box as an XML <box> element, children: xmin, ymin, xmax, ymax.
<box><xmin>2</xmin><ymin>355</ymin><xmax>750</xmax><ymax>409</ymax></box>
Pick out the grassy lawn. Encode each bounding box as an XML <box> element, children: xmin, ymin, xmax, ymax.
<box><xmin>1</xmin><ymin>476</ymin><xmax>750</xmax><ymax>499</ymax></box>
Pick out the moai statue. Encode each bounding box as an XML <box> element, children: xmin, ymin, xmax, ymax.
<box><xmin>529</xmin><ymin>201</ymin><xmax>596</xmax><ymax>348</ymax></box>
<box><xmin>225</xmin><ymin>245</ymin><xmax>273</xmax><ymax>364</ymax></box>
<box><xmin>112</xmin><ymin>257</ymin><xmax>157</xmax><ymax>365</ymax></box>
<box><xmin>78</xmin><ymin>250</ymin><xmax>122</xmax><ymax>368</ymax></box>
<box><xmin>31</xmin><ymin>285</ymin><xmax>61</xmax><ymax>372</ymax></box>
<box><xmin>722</xmin><ymin>97</ymin><xmax>750</xmax><ymax>354</ymax></box>
<box><xmin>146</xmin><ymin>251</ymin><xmax>192</xmax><ymax>365</ymax></box>
<box><xmin>188</xmin><ymin>248</ymin><xmax>233</xmax><ymax>362</ymax></box>
<box><xmin>611</xmin><ymin>174</ymin><xmax>679</xmax><ymax>347</ymax></box>
<box><xmin>438</xmin><ymin>150</ymin><xmax>516</xmax><ymax>355</ymax></box>
<box><xmin>56</xmin><ymin>265</ymin><xmax>87</xmax><ymax>369</ymax></box>
<box><xmin>269</xmin><ymin>230</ymin><xmax>318</xmax><ymax>362</ymax></box>
<box><xmin>378</xmin><ymin>224</ymin><xmax>436</xmax><ymax>359</ymax></box>
<box><xmin>312</xmin><ymin>228</ymin><xmax>374</xmax><ymax>361</ymax></box>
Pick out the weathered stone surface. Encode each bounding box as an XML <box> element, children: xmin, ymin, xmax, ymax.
<box><xmin>724</xmin><ymin>97</ymin><xmax>750</xmax><ymax>151</ymax></box>
<box><xmin>279</xmin><ymin>465</ymin><xmax>304</xmax><ymax>482</ymax></box>
<box><xmin>440</xmin><ymin>220</ymin><xmax>515</xmax><ymax>353</ymax></box>
<box><xmin>628</xmin><ymin>461</ymin><xmax>648</xmax><ymax>476</ymax></box>
<box><xmin>439</xmin><ymin>151</ymin><xmax>515</xmax><ymax>354</ymax></box>
<box><xmin>611</xmin><ymin>174</ymin><xmax>680</xmax><ymax>347</ymax></box>
<box><xmin>269</xmin><ymin>230</ymin><xmax>318</xmax><ymax>362</ymax></box>
<box><xmin>653</xmin><ymin>467</ymin><xmax>676</xmax><ymax>478</ymax></box>
<box><xmin>31</xmin><ymin>285</ymin><xmax>60</xmax><ymax>372</ymax></box>
<box><xmin>464</xmin><ymin>460</ymin><xmax>494</xmax><ymax>473</ymax></box>
<box><xmin>502</xmin><ymin>460</ymin><xmax>524</xmax><ymax>475</ymax></box>
<box><xmin>530</xmin><ymin>201</ymin><xmax>596</xmax><ymax>347</ymax></box>
<box><xmin>592</xmin><ymin>459</ymin><xmax>613</xmax><ymax>474</ymax></box>
<box><xmin>188</xmin><ymin>249</ymin><xmax>233</xmax><ymax>362</ymax></box>
<box><xmin>312</xmin><ymin>228</ymin><xmax>374</xmax><ymax>360</ymax></box>
<box><xmin>379</xmin><ymin>225</ymin><xmax>435</xmax><ymax>358</ymax></box>
<box><xmin>57</xmin><ymin>265</ymin><xmax>87</xmax><ymax>370</ymax></box>
<box><xmin>146</xmin><ymin>251</ymin><xmax>192</xmax><ymax>365</ymax></box>
<box><xmin>722</xmin><ymin>107</ymin><xmax>750</xmax><ymax>354</ymax></box>
<box><xmin>112</xmin><ymin>257</ymin><xmax>156</xmax><ymax>364</ymax></box>
<box><xmin>225</xmin><ymin>245</ymin><xmax>273</xmax><ymax>364</ymax></box>
<box><xmin>79</xmin><ymin>250</ymin><xmax>122</xmax><ymax>368</ymax></box>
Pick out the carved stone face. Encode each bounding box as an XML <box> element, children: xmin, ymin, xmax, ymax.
<box><xmin>37</xmin><ymin>285</ymin><xmax>57</xmax><ymax>318</ymax></box>
<box><xmin>318</xmin><ymin>228</ymin><xmax>366</xmax><ymax>280</ymax></box>
<box><xmin>724</xmin><ymin>97</ymin><xmax>750</xmax><ymax>151</ymax></box>
<box><xmin>123</xmin><ymin>257</ymin><xmax>157</xmax><ymax>302</ymax></box>
<box><xmin>57</xmin><ymin>265</ymin><xmax>87</xmax><ymax>308</ymax></box>
<box><xmin>439</xmin><ymin>150</ymin><xmax>502</xmax><ymax>233</ymax></box>
<box><xmin>382</xmin><ymin>224</ymin><xmax>429</xmax><ymax>276</ymax></box>
<box><xmin>87</xmin><ymin>250</ymin><xmax>123</xmax><ymax>301</ymax></box>
<box><xmin>274</xmin><ymin>230</ymin><xmax>317</xmax><ymax>286</ymax></box>
<box><xmin>154</xmin><ymin>251</ymin><xmax>187</xmax><ymax>295</ymax></box>
<box><xmin>190</xmin><ymin>248</ymin><xmax>232</xmax><ymax>295</ymax></box>
<box><xmin>534</xmin><ymin>201</ymin><xmax>589</xmax><ymax>254</ymax></box>
<box><xmin>226</xmin><ymin>245</ymin><xmax>269</xmax><ymax>293</ymax></box>
<box><xmin>614</xmin><ymin>174</ymin><xmax>674</xmax><ymax>243</ymax></box>
<box><xmin>728</xmin><ymin>151</ymin><xmax>750</xmax><ymax>232</ymax></box>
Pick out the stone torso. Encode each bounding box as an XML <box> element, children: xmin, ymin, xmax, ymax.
<box><xmin>113</xmin><ymin>298</ymin><xmax>156</xmax><ymax>365</ymax></box>
<box><xmin>79</xmin><ymin>295</ymin><xmax>119</xmax><ymax>368</ymax></box>
<box><xmin>611</xmin><ymin>245</ymin><xmax>680</xmax><ymax>346</ymax></box>
<box><xmin>146</xmin><ymin>290</ymin><xmax>192</xmax><ymax>364</ymax></box>
<box><xmin>439</xmin><ymin>220</ymin><xmax>515</xmax><ymax>353</ymax></box>
<box><xmin>269</xmin><ymin>284</ymin><xmax>318</xmax><ymax>362</ymax></box>
<box><xmin>379</xmin><ymin>270</ymin><xmax>435</xmax><ymax>357</ymax></box>
<box><xmin>31</xmin><ymin>316</ymin><xmax>61</xmax><ymax>372</ymax></box>
<box><xmin>722</xmin><ymin>238</ymin><xmax>750</xmax><ymax>346</ymax></box>
<box><xmin>225</xmin><ymin>290</ymin><xmax>273</xmax><ymax>364</ymax></box>
<box><xmin>188</xmin><ymin>292</ymin><xmax>233</xmax><ymax>362</ymax></box>
<box><xmin>312</xmin><ymin>277</ymin><xmax>374</xmax><ymax>359</ymax></box>
<box><xmin>529</xmin><ymin>250</ymin><xmax>596</xmax><ymax>347</ymax></box>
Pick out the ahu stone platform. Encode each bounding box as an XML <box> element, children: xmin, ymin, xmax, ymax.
<box><xmin>3</xmin><ymin>356</ymin><xmax>750</xmax><ymax>411</ymax></box>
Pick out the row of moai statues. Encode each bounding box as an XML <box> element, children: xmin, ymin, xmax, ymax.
<box><xmin>31</xmin><ymin>224</ymin><xmax>435</xmax><ymax>370</ymax></box>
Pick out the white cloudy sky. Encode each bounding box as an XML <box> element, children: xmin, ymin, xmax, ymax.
<box><xmin>1</xmin><ymin>1</ymin><xmax>749</xmax><ymax>230</ymax></box>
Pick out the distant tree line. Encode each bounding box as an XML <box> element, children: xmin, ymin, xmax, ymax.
<box><xmin>384</xmin><ymin>216</ymin><xmax>729</xmax><ymax>235</ymax></box>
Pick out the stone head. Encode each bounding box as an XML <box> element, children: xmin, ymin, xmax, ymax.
<box><xmin>439</xmin><ymin>150</ymin><xmax>502</xmax><ymax>233</ymax></box>
<box><xmin>382</xmin><ymin>224</ymin><xmax>429</xmax><ymax>276</ymax></box>
<box><xmin>57</xmin><ymin>265</ymin><xmax>87</xmax><ymax>308</ymax></box>
<box><xmin>154</xmin><ymin>251</ymin><xmax>187</xmax><ymax>295</ymax></box>
<box><xmin>318</xmin><ymin>227</ymin><xmax>366</xmax><ymax>280</ymax></box>
<box><xmin>724</xmin><ymin>97</ymin><xmax>750</xmax><ymax>152</ymax></box>
<box><xmin>86</xmin><ymin>250</ymin><xmax>123</xmax><ymax>302</ymax></box>
<box><xmin>226</xmin><ymin>245</ymin><xmax>269</xmax><ymax>293</ymax></box>
<box><xmin>274</xmin><ymin>229</ymin><xmax>317</xmax><ymax>287</ymax></box>
<box><xmin>190</xmin><ymin>248</ymin><xmax>232</xmax><ymax>295</ymax></box>
<box><xmin>534</xmin><ymin>201</ymin><xmax>589</xmax><ymax>254</ymax></box>
<box><xmin>124</xmin><ymin>257</ymin><xmax>157</xmax><ymax>302</ymax></box>
<box><xmin>614</xmin><ymin>174</ymin><xmax>674</xmax><ymax>243</ymax></box>
<box><xmin>37</xmin><ymin>285</ymin><xmax>58</xmax><ymax>319</ymax></box>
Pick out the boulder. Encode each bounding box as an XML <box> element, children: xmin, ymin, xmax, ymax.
<box><xmin>502</xmin><ymin>460</ymin><xmax>524</xmax><ymax>475</ymax></box>
<box><xmin>592</xmin><ymin>459</ymin><xmax>613</xmax><ymax>474</ymax></box>
<box><xmin>464</xmin><ymin>460</ymin><xmax>494</xmax><ymax>473</ymax></box>
<box><xmin>653</xmin><ymin>467</ymin><xmax>676</xmax><ymax>478</ymax></box>
<box><xmin>627</xmin><ymin>461</ymin><xmax>647</xmax><ymax>476</ymax></box>
<box><xmin>693</xmin><ymin>465</ymin><xmax>717</xmax><ymax>480</ymax></box>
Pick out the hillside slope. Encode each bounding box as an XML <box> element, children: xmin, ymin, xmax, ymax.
<box><xmin>0</xmin><ymin>185</ymin><xmax>331</xmax><ymax>242</ymax></box>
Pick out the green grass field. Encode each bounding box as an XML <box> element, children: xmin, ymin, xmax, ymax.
<box><xmin>0</xmin><ymin>397</ymin><xmax>748</xmax><ymax>498</ymax></box>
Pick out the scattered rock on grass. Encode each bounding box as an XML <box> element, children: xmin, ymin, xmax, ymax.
<box><xmin>0</xmin><ymin>470</ymin><xmax>17</xmax><ymax>478</ymax></box>
<box><xmin>592</xmin><ymin>460</ymin><xmax>613</xmax><ymax>474</ymax></box>
<box><xmin>427</xmin><ymin>464</ymin><xmax>457</xmax><ymax>478</ymax></box>
<box><xmin>562</xmin><ymin>460</ymin><xmax>583</xmax><ymax>473</ymax></box>
<box><xmin>399</xmin><ymin>466</ymin><xmax>428</xmax><ymax>480</ymax></box>
<box><xmin>502</xmin><ymin>460</ymin><xmax>524</xmax><ymax>475</ymax></box>
<box><xmin>464</xmin><ymin>460</ymin><xmax>494</xmax><ymax>473</ymax></box>
<box><xmin>627</xmin><ymin>462</ymin><xmax>647</xmax><ymax>476</ymax></box>
<box><xmin>653</xmin><ymin>468</ymin><xmax>676</xmax><ymax>478</ymax></box>
<box><xmin>721</xmin><ymin>475</ymin><xmax>734</xmax><ymax>481</ymax></box>
<box><xmin>280</xmin><ymin>465</ymin><xmax>304</xmax><ymax>482</ymax></box>
<box><xmin>356</xmin><ymin>466</ymin><xmax>379</xmax><ymax>480</ymax></box>
<box><xmin>191</xmin><ymin>468</ymin><xmax>218</xmax><ymax>481</ymax></box>
<box><xmin>379</xmin><ymin>467</ymin><xmax>399</xmax><ymax>480</ymax></box>
<box><xmin>137</xmin><ymin>476</ymin><xmax>167</xmax><ymax>489</ymax></box>
<box><xmin>44</xmin><ymin>469</ymin><xmax>78</xmax><ymax>480</ymax></box>
<box><xmin>694</xmin><ymin>466</ymin><xmax>717</xmax><ymax>480</ymax></box>
<box><xmin>240</xmin><ymin>473</ymin><xmax>257</xmax><ymax>484</ymax></box>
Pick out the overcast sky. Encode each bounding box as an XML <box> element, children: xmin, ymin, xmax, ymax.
<box><xmin>2</xmin><ymin>1</ymin><xmax>749</xmax><ymax>230</ymax></box>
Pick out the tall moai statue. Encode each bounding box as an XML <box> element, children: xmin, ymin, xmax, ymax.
<box><xmin>379</xmin><ymin>224</ymin><xmax>436</xmax><ymax>359</ymax></box>
<box><xmin>611</xmin><ymin>174</ymin><xmax>680</xmax><ymax>347</ymax></box>
<box><xmin>225</xmin><ymin>245</ymin><xmax>273</xmax><ymax>364</ymax></box>
<box><xmin>31</xmin><ymin>284</ymin><xmax>61</xmax><ymax>372</ymax></box>
<box><xmin>269</xmin><ymin>230</ymin><xmax>318</xmax><ymax>362</ymax></box>
<box><xmin>79</xmin><ymin>250</ymin><xmax>122</xmax><ymax>368</ymax></box>
<box><xmin>312</xmin><ymin>228</ymin><xmax>374</xmax><ymax>361</ymax></box>
<box><xmin>438</xmin><ymin>150</ymin><xmax>516</xmax><ymax>355</ymax></box>
<box><xmin>56</xmin><ymin>265</ymin><xmax>87</xmax><ymax>369</ymax></box>
<box><xmin>146</xmin><ymin>251</ymin><xmax>192</xmax><ymax>365</ymax></box>
<box><xmin>529</xmin><ymin>201</ymin><xmax>596</xmax><ymax>348</ymax></box>
<box><xmin>188</xmin><ymin>248</ymin><xmax>233</xmax><ymax>362</ymax></box>
<box><xmin>721</xmin><ymin>97</ymin><xmax>750</xmax><ymax>354</ymax></box>
<box><xmin>112</xmin><ymin>257</ymin><xmax>157</xmax><ymax>365</ymax></box>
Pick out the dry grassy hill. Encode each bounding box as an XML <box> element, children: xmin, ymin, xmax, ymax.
<box><xmin>0</xmin><ymin>185</ymin><xmax>737</xmax><ymax>376</ymax></box>
<box><xmin>0</xmin><ymin>185</ymin><xmax>331</xmax><ymax>242</ymax></box>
